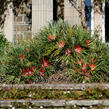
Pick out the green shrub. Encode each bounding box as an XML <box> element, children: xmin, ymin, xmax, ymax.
<box><xmin>0</xmin><ymin>40</ymin><xmax>54</xmax><ymax>83</ymax></box>
<box><xmin>1</xmin><ymin>21</ymin><xmax>109</xmax><ymax>83</ymax></box>
<box><xmin>0</xmin><ymin>33</ymin><xmax>8</xmax><ymax>56</ymax></box>
<box><xmin>0</xmin><ymin>87</ymin><xmax>108</xmax><ymax>100</ymax></box>
<box><xmin>34</xmin><ymin>21</ymin><xmax>109</xmax><ymax>83</ymax></box>
<box><xmin>0</xmin><ymin>33</ymin><xmax>9</xmax><ymax>77</ymax></box>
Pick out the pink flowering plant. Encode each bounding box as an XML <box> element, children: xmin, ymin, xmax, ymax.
<box><xmin>0</xmin><ymin>21</ymin><xmax>109</xmax><ymax>83</ymax></box>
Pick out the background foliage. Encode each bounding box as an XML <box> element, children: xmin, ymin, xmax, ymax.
<box><xmin>0</xmin><ymin>33</ymin><xmax>8</xmax><ymax>54</ymax></box>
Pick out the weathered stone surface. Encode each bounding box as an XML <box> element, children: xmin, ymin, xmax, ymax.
<box><xmin>3</xmin><ymin>2</ymin><xmax>14</xmax><ymax>42</ymax></box>
<box><xmin>66</xmin><ymin>100</ymin><xmax>109</xmax><ymax>106</ymax></box>
<box><xmin>24</xmin><ymin>32</ymin><xmax>32</xmax><ymax>40</ymax></box>
<box><xmin>64</xmin><ymin>0</ymin><xmax>81</xmax><ymax>26</ymax></box>
<box><xmin>0</xmin><ymin>83</ymin><xmax>109</xmax><ymax>90</ymax></box>
<box><xmin>16</xmin><ymin>16</ymin><xmax>23</xmax><ymax>22</ymax></box>
<box><xmin>32</xmin><ymin>0</ymin><xmax>53</xmax><ymax>34</ymax></box>
<box><xmin>14</xmin><ymin>1</ymin><xmax>32</xmax><ymax>41</ymax></box>
<box><xmin>94</xmin><ymin>11</ymin><xmax>102</xmax><ymax>39</ymax></box>
<box><xmin>16</xmin><ymin>25</ymin><xmax>30</xmax><ymax>31</ymax></box>
<box><xmin>14</xmin><ymin>33</ymin><xmax>24</xmax><ymax>41</ymax></box>
<box><xmin>24</xmin><ymin>16</ymin><xmax>30</xmax><ymax>23</ymax></box>
<box><xmin>0</xmin><ymin>100</ymin><xmax>109</xmax><ymax>107</ymax></box>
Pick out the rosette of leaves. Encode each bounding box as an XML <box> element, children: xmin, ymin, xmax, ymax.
<box><xmin>1</xmin><ymin>21</ymin><xmax>109</xmax><ymax>83</ymax></box>
<box><xmin>34</xmin><ymin>21</ymin><xmax>90</xmax><ymax>72</ymax></box>
<box><xmin>0</xmin><ymin>39</ymin><xmax>55</xmax><ymax>84</ymax></box>
<box><xmin>0</xmin><ymin>40</ymin><xmax>40</xmax><ymax>83</ymax></box>
<box><xmin>34</xmin><ymin>20</ymin><xmax>109</xmax><ymax>83</ymax></box>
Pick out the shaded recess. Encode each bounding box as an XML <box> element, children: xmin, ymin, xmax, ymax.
<box><xmin>53</xmin><ymin>0</ymin><xmax>64</xmax><ymax>21</ymax></box>
<box><xmin>85</xmin><ymin>0</ymin><xmax>91</xmax><ymax>28</ymax></box>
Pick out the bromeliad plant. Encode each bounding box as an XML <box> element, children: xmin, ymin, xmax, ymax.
<box><xmin>0</xmin><ymin>33</ymin><xmax>8</xmax><ymax>57</ymax></box>
<box><xmin>0</xmin><ymin>39</ymin><xmax>54</xmax><ymax>83</ymax></box>
<box><xmin>0</xmin><ymin>21</ymin><xmax>109</xmax><ymax>83</ymax></box>
<box><xmin>0</xmin><ymin>33</ymin><xmax>9</xmax><ymax>78</ymax></box>
<box><xmin>34</xmin><ymin>21</ymin><xmax>109</xmax><ymax>83</ymax></box>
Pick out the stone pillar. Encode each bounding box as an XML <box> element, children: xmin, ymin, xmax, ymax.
<box><xmin>14</xmin><ymin>1</ymin><xmax>32</xmax><ymax>41</ymax></box>
<box><xmin>3</xmin><ymin>3</ymin><xmax>14</xmax><ymax>42</ymax></box>
<box><xmin>94</xmin><ymin>5</ymin><xmax>102</xmax><ymax>39</ymax></box>
<box><xmin>64</xmin><ymin>0</ymin><xmax>82</xmax><ymax>26</ymax></box>
<box><xmin>32</xmin><ymin>0</ymin><xmax>53</xmax><ymax>34</ymax></box>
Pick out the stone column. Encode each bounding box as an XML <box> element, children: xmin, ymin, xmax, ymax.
<box><xmin>64</xmin><ymin>0</ymin><xmax>82</xmax><ymax>26</ymax></box>
<box><xmin>32</xmin><ymin>0</ymin><xmax>53</xmax><ymax>34</ymax></box>
<box><xmin>14</xmin><ymin>1</ymin><xmax>32</xmax><ymax>41</ymax></box>
<box><xmin>94</xmin><ymin>4</ymin><xmax>102</xmax><ymax>39</ymax></box>
<box><xmin>3</xmin><ymin>3</ymin><xmax>14</xmax><ymax>42</ymax></box>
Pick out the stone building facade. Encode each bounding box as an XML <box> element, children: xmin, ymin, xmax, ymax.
<box><xmin>1</xmin><ymin>0</ymin><xmax>107</xmax><ymax>43</ymax></box>
<box><xmin>64</xmin><ymin>0</ymin><xmax>82</xmax><ymax>26</ymax></box>
<box><xmin>14</xmin><ymin>1</ymin><xmax>32</xmax><ymax>41</ymax></box>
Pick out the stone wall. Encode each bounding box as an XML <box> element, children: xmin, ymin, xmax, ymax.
<box><xmin>2</xmin><ymin>0</ymin><xmax>104</xmax><ymax>42</ymax></box>
<box><xmin>2</xmin><ymin>0</ymin><xmax>53</xmax><ymax>42</ymax></box>
<box><xmin>0</xmin><ymin>84</ymin><xmax>109</xmax><ymax>107</ymax></box>
<box><xmin>3</xmin><ymin>3</ymin><xmax>14</xmax><ymax>42</ymax></box>
<box><xmin>32</xmin><ymin>0</ymin><xmax>53</xmax><ymax>34</ymax></box>
<box><xmin>94</xmin><ymin>2</ymin><xmax>102</xmax><ymax>39</ymax></box>
<box><xmin>64</xmin><ymin>0</ymin><xmax>82</xmax><ymax>26</ymax></box>
<box><xmin>14</xmin><ymin>1</ymin><xmax>32</xmax><ymax>41</ymax></box>
<box><xmin>14</xmin><ymin>0</ymin><xmax>53</xmax><ymax>40</ymax></box>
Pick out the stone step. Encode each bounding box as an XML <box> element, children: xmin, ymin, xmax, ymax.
<box><xmin>0</xmin><ymin>100</ymin><xmax>109</xmax><ymax>107</ymax></box>
<box><xmin>0</xmin><ymin>83</ymin><xmax>109</xmax><ymax>90</ymax></box>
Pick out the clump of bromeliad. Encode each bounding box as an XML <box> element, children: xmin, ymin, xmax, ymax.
<box><xmin>0</xmin><ymin>21</ymin><xmax>109</xmax><ymax>83</ymax></box>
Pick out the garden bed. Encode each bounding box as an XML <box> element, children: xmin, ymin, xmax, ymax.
<box><xmin>0</xmin><ymin>21</ymin><xmax>109</xmax><ymax>108</ymax></box>
<box><xmin>0</xmin><ymin>21</ymin><xmax>109</xmax><ymax>84</ymax></box>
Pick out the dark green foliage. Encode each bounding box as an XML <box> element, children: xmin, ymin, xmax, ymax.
<box><xmin>0</xmin><ymin>41</ymin><xmax>41</xmax><ymax>83</ymax></box>
<box><xmin>0</xmin><ymin>21</ymin><xmax>109</xmax><ymax>83</ymax></box>
<box><xmin>0</xmin><ymin>33</ymin><xmax>8</xmax><ymax>54</ymax></box>
<box><xmin>0</xmin><ymin>33</ymin><xmax>9</xmax><ymax>83</ymax></box>
<box><xmin>0</xmin><ymin>33</ymin><xmax>9</xmax><ymax>65</ymax></box>
<box><xmin>0</xmin><ymin>87</ymin><xmax>109</xmax><ymax>100</ymax></box>
<box><xmin>34</xmin><ymin>21</ymin><xmax>109</xmax><ymax>83</ymax></box>
<box><xmin>0</xmin><ymin>39</ymin><xmax>55</xmax><ymax>83</ymax></box>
